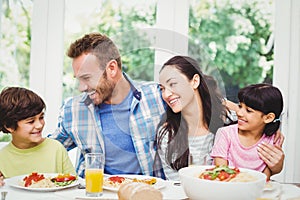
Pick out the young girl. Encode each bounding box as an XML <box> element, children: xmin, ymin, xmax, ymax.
<box><xmin>154</xmin><ymin>56</ymin><xmax>228</xmax><ymax>180</ymax></box>
<box><xmin>0</xmin><ymin>87</ymin><xmax>76</xmax><ymax>185</ymax></box>
<box><xmin>210</xmin><ymin>83</ymin><xmax>284</xmax><ymax>180</ymax></box>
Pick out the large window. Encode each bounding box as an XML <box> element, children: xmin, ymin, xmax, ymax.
<box><xmin>0</xmin><ymin>0</ymin><xmax>275</xmax><ymax>102</ymax></box>
<box><xmin>0</xmin><ymin>0</ymin><xmax>33</xmax><ymax>89</ymax></box>
<box><xmin>188</xmin><ymin>0</ymin><xmax>275</xmax><ymax>102</ymax></box>
<box><xmin>63</xmin><ymin>0</ymin><xmax>275</xmax><ymax>102</ymax></box>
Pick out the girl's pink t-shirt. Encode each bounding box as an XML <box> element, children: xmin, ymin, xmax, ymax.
<box><xmin>210</xmin><ymin>124</ymin><xmax>278</xmax><ymax>172</ymax></box>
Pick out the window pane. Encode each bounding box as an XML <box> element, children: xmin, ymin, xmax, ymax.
<box><xmin>189</xmin><ymin>0</ymin><xmax>275</xmax><ymax>101</ymax></box>
<box><xmin>0</xmin><ymin>0</ymin><xmax>33</xmax><ymax>90</ymax></box>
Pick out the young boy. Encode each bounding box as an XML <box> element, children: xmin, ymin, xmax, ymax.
<box><xmin>0</xmin><ymin>87</ymin><xmax>76</xmax><ymax>185</ymax></box>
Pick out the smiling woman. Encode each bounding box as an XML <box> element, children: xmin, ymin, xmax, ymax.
<box><xmin>155</xmin><ymin>55</ymin><xmax>227</xmax><ymax>181</ymax></box>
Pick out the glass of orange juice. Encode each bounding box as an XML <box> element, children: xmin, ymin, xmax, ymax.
<box><xmin>85</xmin><ymin>153</ymin><xmax>105</xmax><ymax>197</ymax></box>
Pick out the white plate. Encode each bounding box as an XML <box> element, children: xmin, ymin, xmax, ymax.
<box><xmin>6</xmin><ymin>173</ymin><xmax>79</xmax><ymax>192</ymax></box>
<box><xmin>103</xmin><ymin>174</ymin><xmax>166</xmax><ymax>192</ymax></box>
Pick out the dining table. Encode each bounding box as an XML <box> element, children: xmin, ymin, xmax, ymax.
<box><xmin>1</xmin><ymin>178</ymin><xmax>300</xmax><ymax>200</ymax></box>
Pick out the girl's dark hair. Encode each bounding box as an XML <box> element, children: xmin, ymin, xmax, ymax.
<box><xmin>155</xmin><ymin>55</ymin><xmax>227</xmax><ymax>171</ymax></box>
<box><xmin>0</xmin><ymin>87</ymin><xmax>46</xmax><ymax>133</ymax></box>
<box><xmin>238</xmin><ymin>83</ymin><xmax>283</xmax><ymax>136</ymax></box>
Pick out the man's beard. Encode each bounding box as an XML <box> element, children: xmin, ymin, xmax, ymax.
<box><xmin>94</xmin><ymin>79</ymin><xmax>115</xmax><ymax>105</ymax></box>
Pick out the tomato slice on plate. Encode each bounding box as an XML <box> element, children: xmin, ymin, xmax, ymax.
<box><xmin>51</xmin><ymin>174</ymin><xmax>77</xmax><ymax>182</ymax></box>
<box><xmin>108</xmin><ymin>176</ymin><xmax>126</xmax><ymax>183</ymax></box>
<box><xmin>23</xmin><ymin>172</ymin><xmax>45</xmax><ymax>187</ymax></box>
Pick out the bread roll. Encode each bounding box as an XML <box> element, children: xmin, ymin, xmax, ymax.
<box><xmin>118</xmin><ymin>182</ymin><xmax>163</xmax><ymax>200</ymax></box>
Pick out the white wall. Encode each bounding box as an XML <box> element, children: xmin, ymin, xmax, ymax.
<box><xmin>273</xmin><ymin>0</ymin><xmax>300</xmax><ymax>183</ymax></box>
<box><xmin>154</xmin><ymin>0</ymin><xmax>189</xmax><ymax>81</ymax></box>
<box><xmin>30</xmin><ymin>0</ymin><xmax>65</xmax><ymax>135</ymax></box>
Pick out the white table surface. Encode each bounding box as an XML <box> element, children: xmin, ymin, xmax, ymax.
<box><xmin>1</xmin><ymin>180</ymin><xmax>300</xmax><ymax>200</ymax></box>
<box><xmin>0</xmin><ymin>179</ymin><xmax>187</xmax><ymax>200</ymax></box>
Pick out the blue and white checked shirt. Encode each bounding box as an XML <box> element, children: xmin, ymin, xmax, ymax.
<box><xmin>49</xmin><ymin>74</ymin><xmax>166</xmax><ymax>178</ymax></box>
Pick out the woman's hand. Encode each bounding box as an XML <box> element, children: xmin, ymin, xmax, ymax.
<box><xmin>273</xmin><ymin>130</ymin><xmax>285</xmax><ymax>147</ymax></box>
<box><xmin>257</xmin><ymin>142</ymin><xmax>285</xmax><ymax>175</ymax></box>
<box><xmin>263</xmin><ymin>166</ymin><xmax>271</xmax><ymax>181</ymax></box>
<box><xmin>0</xmin><ymin>171</ymin><xmax>4</xmax><ymax>187</ymax></box>
<box><xmin>223</xmin><ymin>99</ymin><xmax>239</xmax><ymax>112</ymax></box>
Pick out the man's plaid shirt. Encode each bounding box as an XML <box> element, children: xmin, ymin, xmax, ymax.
<box><xmin>49</xmin><ymin>75</ymin><xmax>166</xmax><ymax>178</ymax></box>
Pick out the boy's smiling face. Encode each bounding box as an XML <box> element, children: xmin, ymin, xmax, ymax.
<box><xmin>9</xmin><ymin>111</ymin><xmax>45</xmax><ymax>149</ymax></box>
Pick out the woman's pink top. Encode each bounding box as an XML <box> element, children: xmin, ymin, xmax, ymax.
<box><xmin>210</xmin><ymin>124</ymin><xmax>277</xmax><ymax>172</ymax></box>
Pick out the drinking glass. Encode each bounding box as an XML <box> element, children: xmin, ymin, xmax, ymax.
<box><xmin>85</xmin><ymin>153</ymin><xmax>105</xmax><ymax>197</ymax></box>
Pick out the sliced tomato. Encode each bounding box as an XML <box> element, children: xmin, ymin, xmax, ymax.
<box><xmin>52</xmin><ymin>174</ymin><xmax>76</xmax><ymax>182</ymax></box>
<box><xmin>202</xmin><ymin>174</ymin><xmax>213</xmax><ymax>180</ymax></box>
<box><xmin>23</xmin><ymin>172</ymin><xmax>45</xmax><ymax>187</ymax></box>
<box><xmin>217</xmin><ymin>171</ymin><xmax>230</xmax><ymax>181</ymax></box>
<box><xmin>199</xmin><ymin>166</ymin><xmax>241</xmax><ymax>182</ymax></box>
<box><xmin>108</xmin><ymin>176</ymin><xmax>125</xmax><ymax>183</ymax></box>
<box><xmin>233</xmin><ymin>167</ymin><xmax>240</xmax><ymax>173</ymax></box>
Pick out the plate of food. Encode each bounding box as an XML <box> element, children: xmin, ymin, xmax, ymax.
<box><xmin>103</xmin><ymin>174</ymin><xmax>166</xmax><ymax>192</ymax></box>
<box><xmin>6</xmin><ymin>172</ymin><xmax>79</xmax><ymax>192</ymax></box>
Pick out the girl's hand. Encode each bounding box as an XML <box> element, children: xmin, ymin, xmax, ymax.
<box><xmin>257</xmin><ymin>142</ymin><xmax>284</xmax><ymax>175</ymax></box>
<box><xmin>0</xmin><ymin>171</ymin><xmax>4</xmax><ymax>187</ymax></box>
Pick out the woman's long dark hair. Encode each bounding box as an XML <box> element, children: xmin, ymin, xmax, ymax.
<box><xmin>155</xmin><ymin>56</ymin><xmax>227</xmax><ymax>171</ymax></box>
<box><xmin>238</xmin><ymin>83</ymin><xmax>283</xmax><ymax>136</ymax></box>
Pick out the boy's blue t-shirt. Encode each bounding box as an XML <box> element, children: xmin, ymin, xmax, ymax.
<box><xmin>99</xmin><ymin>90</ymin><xmax>142</xmax><ymax>174</ymax></box>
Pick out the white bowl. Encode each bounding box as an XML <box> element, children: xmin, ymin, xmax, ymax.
<box><xmin>178</xmin><ymin>165</ymin><xmax>267</xmax><ymax>200</ymax></box>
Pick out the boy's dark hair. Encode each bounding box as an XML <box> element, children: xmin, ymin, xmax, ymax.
<box><xmin>238</xmin><ymin>83</ymin><xmax>283</xmax><ymax>136</ymax></box>
<box><xmin>0</xmin><ymin>87</ymin><xmax>46</xmax><ymax>133</ymax></box>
